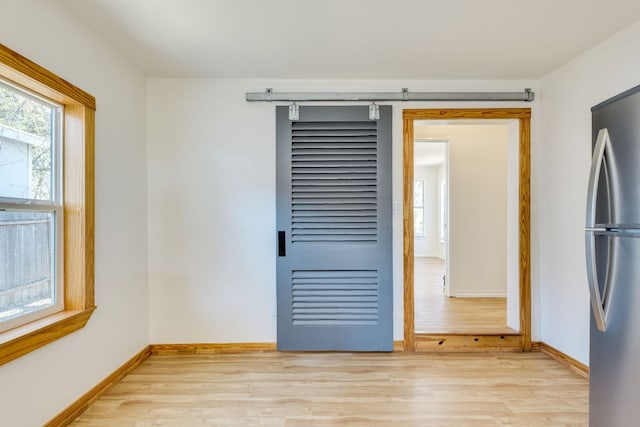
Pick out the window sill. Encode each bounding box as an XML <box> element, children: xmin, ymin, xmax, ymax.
<box><xmin>0</xmin><ymin>307</ymin><xmax>96</xmax><ymax>366</ymax></box>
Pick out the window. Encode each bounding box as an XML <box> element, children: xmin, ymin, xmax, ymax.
<box><xmin>0</xmin><ymin>82</ymin><xmax>63</xmax><ymax>332</ymax></box>
<box><xmin>414</xmin><ymin>180</ymin><xmax>424</xmax><ymax>235</ymax></box>
<box><xmin>0</xmin><ymin>43</ymin><xmax>95</xmax><ymax>366</ymax></box>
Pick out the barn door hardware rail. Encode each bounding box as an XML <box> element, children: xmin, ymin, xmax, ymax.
<box><xmin>245</xmin><ymin>87</ymin><xmax>535</xmax><ymax>103</ymax></box>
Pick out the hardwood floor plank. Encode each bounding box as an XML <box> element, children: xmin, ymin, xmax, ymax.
<box><xmin>70</xmin><ymin>352</ymin><xmax>588</xmax><ymax>426</ymax></box>
<box><xmin>415</xmin><ymin>257</ymin><xmax>515</xmax><ymax>334</ymax></box>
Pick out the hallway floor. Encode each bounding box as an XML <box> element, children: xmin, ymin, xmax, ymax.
<box><xmin>414</xmin><ymin>257</ymin><xmax>516</xmax><ymax>334</ymax></box>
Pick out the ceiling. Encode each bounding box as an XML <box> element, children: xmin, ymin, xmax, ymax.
<box><xmin>59</xmin><ymin>0</ymin><xmax>640</xmax><ymax>79</ymax></box>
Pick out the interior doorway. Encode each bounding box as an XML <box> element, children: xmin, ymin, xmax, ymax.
<box><xmin>403</xmin><ymin>108</ymin><xmax>531</xmax><ymax>352</ymax></box>
<box><xmin>413</xmin><ymin>141</ymin><xmax>450</xmax><ymax>330</ymax></box>
<box><xmin>413</xmin><ymin>125</ymin><xmax>517</xmax><ymax>335</ymax></box>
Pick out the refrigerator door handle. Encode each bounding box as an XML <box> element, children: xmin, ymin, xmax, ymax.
<box><xmin>585</xmin><ymin>230</ymin><xmax>609</xmax><ymax>331</ymax></box>
<box><xmin>586</xmin><ymin>128</ymin><xmax>610</xmax><ymax>229</ymax></box>
<box><xmin>585</xmin><ymin>128</ymin><xmax>613</xmax><ymax>332</ymax></box>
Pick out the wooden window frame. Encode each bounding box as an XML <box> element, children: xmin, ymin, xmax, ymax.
<box><xmin>0</xmin><ymin>43</ymin><xmax>96</xmax><ymax>366</ymax></box>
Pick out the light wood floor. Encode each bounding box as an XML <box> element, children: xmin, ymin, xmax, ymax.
<box><xmin>415</xmin><ymin>257</ymin><xmax>515</xmax><ymax>334</ymax></box>
<box><xmin>70</xmin><ymin>352</ymin><xmax>588</xmax><ymax>426</ymax></box>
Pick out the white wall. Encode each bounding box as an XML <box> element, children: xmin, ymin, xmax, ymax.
<box><xmin>436</xmin><ymin>164</ymin><xmax>447</xmax><ymax>259</ymax></box>
<box><xmin>506</xmin><ymin>121</ymin><xmax>520</xmax><ymax>330</ymax></box>
<box><xmin>147</xmin><ymin>78</ymin><xmax>538</xmax><ymax>343</ymax></box>
<box><xmin>414</xmin><ymin>125</ymin><xmax>509</xmax><ymax>297</ymax></box>
<box><xmin>0</xmin><ymin>1</ymin><xmax>148</xmax><ymax>425</ymax></box>
<box><xmin>0</xmin><ymin>4</ymin><xmax>636</xmax><ymax>420</ymax></box>
<box><xmin>413</xmin><ymin>165</ymin><xmax>439</xmax><ymax>257</ymax></box>
<box><xmin>146</xmin><ymin>79</ymin><xmax>277</xmax><ymax>343</ymax></box>
<box><xmin>539</xmin><ymin>19</ymin><xmax>640</xmax><ymax>365</ymax></box>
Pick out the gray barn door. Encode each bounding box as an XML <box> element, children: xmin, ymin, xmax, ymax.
<box><xmin>276</xmin><ymin>105</ymin><xmax>392</xmax><ymax>351</ymax></box>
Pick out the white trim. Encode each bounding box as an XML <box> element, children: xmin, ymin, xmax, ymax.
<box><xmin>0</xmin><ymin>201</ymin><xmax>57</xmax><ymax>209</ymax></box>
<box><xmin>453</xmin><ymin>290</ymin><xmax>507</xmax><ymax>298</ymax></box>
<box><xmin>0</xmin><ymin>299</ymin><xmax>62</xmax><ymax>333</ymax></box>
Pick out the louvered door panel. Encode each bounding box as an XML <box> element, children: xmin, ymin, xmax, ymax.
<box><xmin>291</xmin><ymin>121</ymin><xmax>378</xmax><ymax>244</ymax></box>
<box><xmin>276</xmin><ymin>105</ymin><xmax>392</xmax><ymax>351</ymax></box>
<box><xmin>292</xmin><ymin>270</ymin><xmax>379</xmax><ymax>325</ymax></box>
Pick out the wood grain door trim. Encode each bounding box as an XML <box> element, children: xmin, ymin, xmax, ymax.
<box><xmin>402</xmin><ymin>108</ymin><xmax>531</xmax><ymax>352</ymax></box>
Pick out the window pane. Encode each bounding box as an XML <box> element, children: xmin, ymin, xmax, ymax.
<box><xmin>414</xmin><ymin>207</ymin><xmax>424</xmax><ymax>235</ymax></box>
<box><xmin>0</xmin><ymin>82</ymin><xmax>55</xmax><ymax>200</ymax></box>
<box><xmin>0</xmin><ymin>210</ymin><xmax>56</xmax><ymax>323</ymax></box>
<box><xmin>414</xmin><ymin>181</ymin><xmax>424</xmax><ymax>208</ymax></box>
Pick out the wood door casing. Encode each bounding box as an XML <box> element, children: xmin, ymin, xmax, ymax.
<box><xmin>403</xmin><ymin>108</ymin><xmax>531</xmax><ymax>352</ymax></box>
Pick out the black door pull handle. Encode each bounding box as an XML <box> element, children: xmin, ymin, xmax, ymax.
<box><xmin>278</xmin><ymin>231</ymin><xmax>286</xmax><ymax>256</ymax></box>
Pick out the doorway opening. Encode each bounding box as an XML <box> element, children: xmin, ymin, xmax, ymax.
<box><xmin>413</xmin><ymin>141</ymin><xmax>451</xmax><ymax>329</ymax></box>
<box><xmin>403</xmin><ymin>109</ymin><xmax>531</xmax><ymax>352</ymax></box>
<box><xmin>414</xmin><ymin>124</ymin><xmax>519</xmax><ymax>335</ymax></box>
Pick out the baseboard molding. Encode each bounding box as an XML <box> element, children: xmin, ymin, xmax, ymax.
<box><xmin>150</xmin><ymin>342</ymin><xmax>277</xmax><ymax>355</ymax></box>
<box><xmin>538</xmin><ymin>342</ymin><xmax>589</xmax><ymax>378</ymax></box>
<box><xmin>151</xmin><ymin>342</ymin><xmax>406</xmax><ymax>354</ymax></box>
<box><xmin>44</xmin><ymin>345</ymin><xmax>151</xmax><ymax>427</ymax></box>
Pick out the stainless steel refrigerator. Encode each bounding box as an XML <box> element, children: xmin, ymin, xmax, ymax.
<box><xmin>587</xmin><ymin>85</ymin><xmax>640</xmax><ymax>426</ymax></box>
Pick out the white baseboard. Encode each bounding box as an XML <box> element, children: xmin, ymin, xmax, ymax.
<box><xmin>453</xmin><ymin>290</ymin><xmax>506</xmax><ymax>298</ymax></box>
